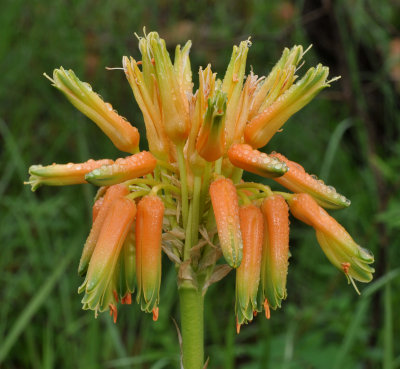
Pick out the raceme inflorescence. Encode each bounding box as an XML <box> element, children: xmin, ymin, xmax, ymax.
<box><xmin>26</xmin><ymin>31</ymin><xmax>374</xmax><ymax>339</ymax></box>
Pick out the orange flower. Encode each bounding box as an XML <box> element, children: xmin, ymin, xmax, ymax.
<box><xmin>196</xmin><ymin>90</ymin><xmax>227</xmax><ymax>162</ymax></box>
<box><xmin>27</xmin><ymin>159</ymin><xmax>113</xmax><ymax>191</ymax></box>
<box><xmin>236</xmin><ymin>205</ymin><xmax>264</xmax><ymax>327</ymax></box>
<box><xmin>78</xmin><ymin>184</ymin><xmax>129</xmax><ymax>276</ymax></box>
<box><xmin>228</xmin><ymin>144</ymin><xmax>288</xmax><ymax>178</ymax></box>
<box><xmin>79</xmin><ymin>197</ymin><xmax>137</xmax><ymax>318</ymax></box>
<box><xmin>209</xmin><ymin>178</ymin><xmax>243</xmax><ymax>268</ymax></box>
<box><xmin>260</xmin><ymin>195</ymin><xmax>290</xmax><ymax>310</ymax></box>
<box><xmin>136</xmin><ymin>195</ymin><xmax>164</xmax><ymax>317</ymax></box>
<box><xmin>270</xmin><ymin>152</ymin><xmax>350</xmax><ymax>209</ymax></box>
<box><xmin>288</xmin><ymin>193</ymin><xmax>374</xmax><ymax>284</ymax></box>
<box><xmin>47</xmin><ymin>68</ymin><xmax>140</xmax><ymax>153</ymax></box>
<box><xmin>85</xmin><ymin>151</ymin><xmax>157</xmax><ymax>186</ymax></box>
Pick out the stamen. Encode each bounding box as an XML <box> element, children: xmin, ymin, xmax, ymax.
<box><xmin>264</xmin><ymin>299</ymin><xmax>271</xmax><ymax>319</ymax></box>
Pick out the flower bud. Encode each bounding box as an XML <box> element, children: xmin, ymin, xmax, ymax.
<box><xmin>136</xmin><ymin>195</ymin><xmax>164</xmax><ymax>316</ymax></box>
<box><xmin>79</xmin><ymin>197</ymin><xmax>137</xmax><ymax>318</ymax></box>
<box><xmin>245</xmin><ymin>64</ymin><xmax>333</xmax><ymax>148</ymax></box>
<box><xmin>85</xmin><ymin>151</ymin><xmax>157</xmax><ymax>186</ymax></box>
<box><xmin>222</xmin><ymin>39</ymin><xmax>251</xmax><ymax>148</ymax></box>
<box><xmin>92</xmin><ymin>196</ymin><xmax>104</xmax><ymax>223</ymax></box>
<box><xmin>27</xmin><ymin>159</ymin><xmax>113</xmax><ymax>191</ymax></box>
<box><xmin>261</xmin><ymin>195</ymin><xmax>290</xmax><ymax>310</ymax></box>
<box><xmin>270</xmin><ymin>152</ymin><xmax>350</xmax><ymax>209</ymax></box>
<box><xmin>228</xmin><ymin>144</ymin><xmax>288</xmax><ymax>178</ymax></box>
<box><xmin>48</xmin><ymin>68</ymin><xmax>140</xmax><ymax>153</ymax></box>
<box><xmin>78</xmin><ymin>184</ymin><xmax>129</xmax><ymax>276</ymax></box>
<box><xmin>196</xmin><ymin>90</ymin><xmax>227</xmax><ymax>162</ymax></box>
<box><xmin>209</xmin><ymin>178</ymin><xmax>243</xmax><ymax>268</ymax></box>
<box><xmin>236</xmin><ymin>205</ymin><xmax>264</xmax><ymax>326</ymax></box>
<box><xmin>147</xmin><ymin>32</ymin><xmax>189</xmax><ymax>144</ymax></box>
<box><xmin>288</xmin><ymin>193</ymin><xmax>374</xmax><ymax>284</ymax></box>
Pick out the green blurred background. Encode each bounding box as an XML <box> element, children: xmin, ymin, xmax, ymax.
<box><xmin>1</xmin><ymin>0</ymin><xmax>400</xmax><ymax>368</ymax></box>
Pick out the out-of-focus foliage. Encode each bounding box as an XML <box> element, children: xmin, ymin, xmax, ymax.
<box><xmin>1</xmin><ymin>0</ymin><xmax>399</xmax><ymax>368</ymax></box>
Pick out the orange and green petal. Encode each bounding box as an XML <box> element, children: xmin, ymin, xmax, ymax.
<box><xmin>270</xmin><ymin>152</ymin><xmax>350</xmax><ymax>209</ymax></box>
<box><xmin>85</xmin><ymin>151</ymin><xmax>157</xmax><ymax>186</ymax></box>
<box><xmin>209</xmin><ymin>178</ymin><xmax>243</xmax><ymax>268</ymax></box>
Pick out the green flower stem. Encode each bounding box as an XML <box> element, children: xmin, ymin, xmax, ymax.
<box><xmin>191</xmin><ymin>176</ymin><xmax>202</xmax><ymax>245</ymax></box>
<box><xmin>236</xmin><ymin>182</ymin><xmax>273</xmax><ymax>196</ymax></box>
<box><xmin>179</xmin><ymin>285</ymin><xmax>204</xmax><ymax>369</ymax></box>
<box><xmin>183</xmin><ymin>203</ymin><xmax>193</xmax><ymax>261</ymax></box>
<box><xmin>231</xmin><ymin>167</ymin><xmax>243</xmax><ymax>184</ymax></box>
<box><xmin>199</xmin><ymin>161</ymin><xmax>212</xmax><ymax>220</ymax></box>
<box><xmin>177</xmin><ymin>143</ymin><xmax>189</xmax><ymax>229</ymax></box>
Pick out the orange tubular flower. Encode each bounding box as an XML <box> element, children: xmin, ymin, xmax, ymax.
<box><xmin>136</xmin><ymin>195</ymin><xmax>164</xmax><ymax>316</ymax></box>
<box><xmin>261</xmin><ymin>195</ymin><xmax>290</xmax><ymax>311</ymax></box>
<box><xmin>270</xmin><ymin>152</ymin><xmax>350</xmax><ymax>209</ymax></box>
<box><xmin>236</xmin><ymin>205</ymin><xmax>264</xmax><ymax>327</ymax></box>
<box><xmin>85</xmin><ymin>151</ymin><xmax>157</xmax><ymax>186</ymax></box>
<box><xmin>27</xmin><ymin>159</ymin><xmax>113</xmax><ymax>191</ymax></box>
<box><xmin>196</xmin><ymin>90</ymin><xmax>227</xmax><ymax>162</ymax></box>
<box><xmin>47</xmin><ymin>68</ymin><xmax>140</xmax><ymax>153</ymax></box>
<box><xmin>79</xmin><ymin>197</ymin><xmax>137</xmax><ymax>318</ymax></box>
<box><xmin>228</xmin><ymin>144</ymin><xmax>288</xmax><ymax>178</ymax></box>
<box><xmin>288</xmin><ymin>193</ymin><xmax>374</xmax><ymax>285</ymax></box>
<box><xmin>78</xmin><ymin>184</ymin><xmax>129</xmax><ymax>276</ymax></box>
<box><xmin>209</xmin><ymin>178</ymin><xmax>243</xmax><ymax>268</ymax></box>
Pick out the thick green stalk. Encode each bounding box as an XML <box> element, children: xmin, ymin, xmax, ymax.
<box><xmin>177</xmin><ymin>143</ymin><xmax>189</xmax><ymax>229</ymax></box>
<box><xmin>179</xmin><ymin>285</ymin><xmax>204</xmax><ymax>369</ymax></box>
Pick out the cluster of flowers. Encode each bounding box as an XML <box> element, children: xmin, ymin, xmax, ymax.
<box><xmin>27</xmin><ymin>31</ymin><xmax>374</xmax><ymax>330</ymax></box>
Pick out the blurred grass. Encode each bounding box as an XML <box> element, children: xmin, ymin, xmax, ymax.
<box><xmin>1</xmin><ymin>0</ymin><xmax>400</xmax><ymax>368</ymax></box>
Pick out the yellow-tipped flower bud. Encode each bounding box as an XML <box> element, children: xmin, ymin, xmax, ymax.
<box><xmin>147</xmin><ymin>32</ymin><xmax>189</xmax><ymax>144</ymax></box>
<box><xmin>270</xmin><ymin>152</ymin><xmax>350</xmax><ymax>209</ymax></box>
<box><xmin>78</xmin><ymin>184</ymin><xmax>129</xmax><ymax>276</ymax></box>
<box><xmin>47</xmin><ymin>68</ymin><xmax>140</xmax><ymax>153</ymax></box>
<box><xmin>228</xmin><ymin>144</ymin><xmax>288</xmax><ymax>178</ymax></box>
<box><xmin>261</xmin><ymin>195</ymin><xmax>290</xmax><ymax>310</ymax></box>
<box><xmin>85</xmin><ymin>151</ymin><xmax>157</xmax><ymax>186</ymax></box>
<box><xmin>79</xmin><ymin>197</ymin><xmax>137</xmax><ymax>319</ymax></box>
<box><xmin>222</xmin><ymin>39</ymin><xmax>251</xmax><ymax>148</ymax></box>
<box><xmin>136</xmin><ymin>195</ymin><xmax>164</xmax><ymax>317</ymax></box>
<box><xmin>236</xmin><ymin>205</ymin><xmax>264</xmax><ymax>327</ymax></box>
<box><xmin>245</xmin><ymin>64</ymin><xmax>333</xmax><ymax>148</ymax></box>
<box><xmin>196</xmin><ymin>90</ymin><xmax>227</xmax><ymax>162</ymax></box>
<box><xmin>288</xmin><ymin>193</ymin><xmax>374</xmax><ymax>286</ymax></box>
<box><xmin>27</xmin><ymin>159</ymin><xmax>113</xmax><ymax>191</ymax></box>
<box><xmin>209</xmin><ymin>178</ymin><xmax>243</xmax><ymax>268</ymax></box>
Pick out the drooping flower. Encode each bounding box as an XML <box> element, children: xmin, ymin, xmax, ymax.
<box><xmin>235</xmin><ymin>204</ymin><xmax>264</xmax><ymax>329</ymax></box>
<box><xmin>288</xmin><ymin>193</ymin><xmax>374</xmax><ymax>289</ymax></box>
<box><xmin>79</xmin><ymin>197</ymin><xmax>137</xmax><ymax>320</ymax></box>
<box><xmin>260</xmin><ymin>195</ymin><xmax>290</xmax><ymax>311</ymax></box>
<box><xmin>135</xmin><ymin>195</ymin><xmax>164</xmax><ymax>318</ymax></box>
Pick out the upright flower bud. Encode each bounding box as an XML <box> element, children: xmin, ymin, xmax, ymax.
<box><xmin>85</xmin><ymin>151</ymin><xmax>157</xmax><ymax>186</ymax></box>
<box><xmin>245</xmin><ymin>64</ymin><xmax>335</xmax><ymax>148</ymax></box>
<box><xmin>222</xmin><ymin>39</ymin><xmax>251</xmax><ymax>148</ymax></box>
<box><xmin>78</xmin><ymin>184</ymin><xmax>129</xmax><ymax>276</ymax></box>
<box><xmin>79</xmin><ymin>197</ymin><xmax>137</xmax><ymax>318</ymax></box>
<box><xmin>136</xmin><ymin>195</ymin><xmax>164</xmax><ymax>317</ymax></box>
<box><xmin>270</xmin><ymin>152</ymin><xmax>350</xmax><ymax>209</ymax></box>
<box><xmin>196</xmin><ymin>90</ymin><xmax>227</xmax><ymax>162</ymax></box>
<box><xmin>228</xmin><ymin>144</ymin><xmax>288</xmax><ymax>178</ymax></box>
<box><xmin>236</xmin><ymin>205</ymin><xmax>264</xmax><ymax>327</ymax></box>
<box><xmin>47</xmin><ymin>68</ymin><xmax>140</xmax><ymax>153</ymax></box>
<box><xmin>174</xmin><ymin>40</ymin><xmax>193</xmax><ymax>98</ymax></box>
<box><xmin>27</xmin><ymin>159</ymin><xmax>113</xmax><ymax>191</ymax></box>
<box><xmin>288</xmin><ymin>193</ymin><xmax>374</xmax><ymax>284</ymax></box>
<box><xmin>147</xmin><ymin>32</ymin><xmax>189</xmax><ymax>144</ymax></box>
<box><xmin>261</xmin><ymin>195</ymin><xmax>290</xmax><ymax>310</ymax></box>
<box><xmin>209</xmin><ymin>178</ymin><xmax>243</xmax><ymax>268</ymax></box>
